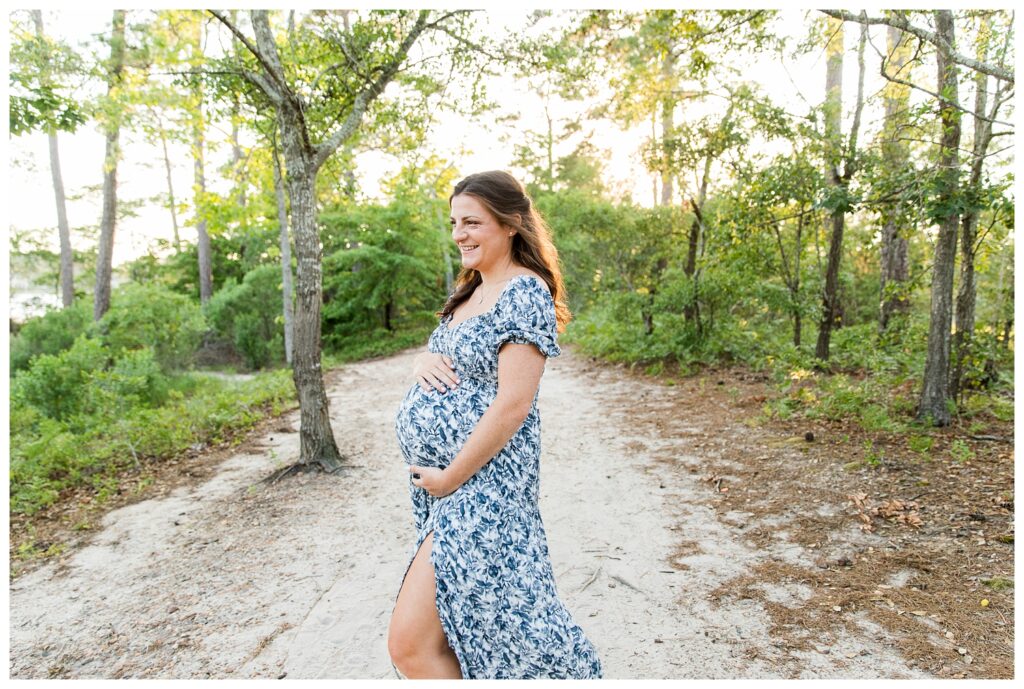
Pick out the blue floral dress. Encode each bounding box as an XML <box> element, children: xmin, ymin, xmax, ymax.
<box><xmin>392</xmin><ymin>274</ymin><xmax>603</xmax><ymax>679</ymax></box>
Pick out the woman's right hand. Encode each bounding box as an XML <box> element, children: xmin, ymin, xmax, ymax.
<box><xmin>413</xmin><ymin>352</ymin><xmax>461</xmax><ymax>393</ymax></box>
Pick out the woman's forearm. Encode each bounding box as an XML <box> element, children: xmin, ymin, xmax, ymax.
<box><xmin>444</xmin><ymin>396</ymin><xmax>530</xmax><ymax>489</ymax></box>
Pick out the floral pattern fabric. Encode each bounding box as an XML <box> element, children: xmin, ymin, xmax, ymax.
<box><xmin>392</xmin><ymin>274</ymin><xmax>603</xmax><ymax>679</ymax></box>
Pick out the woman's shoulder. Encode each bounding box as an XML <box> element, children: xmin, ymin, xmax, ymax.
<box><xmin>508</xmin><ymin>271</ymin><xmax>550</xmax><ymax>295</ymax></box>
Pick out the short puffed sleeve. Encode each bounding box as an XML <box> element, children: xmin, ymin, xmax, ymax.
<box><xmin>495</xmin><ymin>276</ymin><xmax>562</xmax><ymax>358</ymax></box>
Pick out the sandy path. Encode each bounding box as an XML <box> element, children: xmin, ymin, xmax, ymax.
<box><xmin>8</xmin><ymin>347</ymin><xmax>927</xmax><ymax>679</ymax></box>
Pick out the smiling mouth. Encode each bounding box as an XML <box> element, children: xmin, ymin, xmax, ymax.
<box><xmin>460</xmin><ymin>245</ymin><xmax>479</xmax><ymax>254</ymax></box>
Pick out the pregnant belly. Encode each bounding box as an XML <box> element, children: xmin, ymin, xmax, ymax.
<box><xmin>394</xmin><ymin>381</ymin><xmax>493</xmax><ymax>467</ymax></box>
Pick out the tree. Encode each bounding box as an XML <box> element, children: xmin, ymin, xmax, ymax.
<box><xmin>918</xmin><ymin>11</ymin><xmax>964</xmax><ymax>426</ymax></box>
<box><xmin>206</xmin><ymin>10</ymin><xmax>485</xmax><ymax>475</ymax></box>
<box><xmin>93</xmin><ymin>10</ymin><xmax>127</xmax><ymax>321</ymax></box>
<box><xmin>814</xmin><ymin>14</ymin><xmax>868</xmax><ymax>362</ymax></box>
<box><xmin>32</xmin><ymin>11</ymin><xmax>76</xmax><ymax>308</ymax></box>
<box><xmin>877</xmin><ymin>25</ymin><xmax>915</xmax><ymax>333</ymax></box>
<box><xmin>189</xmin><ymin>19</ymin><xmax>214</xmax><ymax>304</ymax></box>
<box><xmin>951</xmin><ymin>12</ymin><xmax>1014</xmax><ymax>400</ymax></box>
<box><xmin>659</xmin><ymin>82</ymin><xmax>790</xmax><ymax>333</ymax></box>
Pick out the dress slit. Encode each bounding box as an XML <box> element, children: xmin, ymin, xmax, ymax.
<box><xmin>390</xmin><ymin>525</ymin><xmax>469</xmax><ymax>679</ymax></box>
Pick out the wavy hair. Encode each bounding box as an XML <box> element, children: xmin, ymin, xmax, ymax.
<box><xmin>438</xmin><ymin>170</ymin><xmax>571</xmax><ymax>333</ymax></box>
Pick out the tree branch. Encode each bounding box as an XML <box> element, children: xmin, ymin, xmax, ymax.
<box><xmin>208</xmin><ymin>9</ymin><xmax>287</xmax><ymax>101</ymax></box>
<box><xmin>669</xmin><ymin>10</ymin><xmax>770</xmax><ymax>59</ymax></box>
<box><xmin>820</xmin><ymin>9</ymin><xmax>1014</xmax><ymax>83</ymax></box>
<box><xmin>842</xmin><ymin>15</ymin><xmax>868</xmax><ymax>181</ymax></box>
<box><xmin>865</xmin><ymin>27</ymin><xmax>1014</xmax><ymax>128</ymax></box>
<box><xmin>313</xmin><ymin>10</ymin><xmax>431</xmax><ymax>170</ymax></box>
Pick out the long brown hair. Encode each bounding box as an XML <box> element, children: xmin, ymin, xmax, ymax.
<box><xmin>438</xmin><ymin>170</ymin><xmax>571</xmax><ymax>333</ymax></box>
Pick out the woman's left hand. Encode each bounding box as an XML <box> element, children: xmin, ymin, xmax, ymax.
<box><xmin>409</xmin><ymin>465</ymin><xmax>460</xmax><ymax>497</ymax></box>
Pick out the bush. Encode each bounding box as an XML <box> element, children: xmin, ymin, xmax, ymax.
<box><xmin>9</xmin><ymin>367</ymin><xmax>296</xmax><ymax>516</ymax></box>
<box><xmin>11</xmin><ymin>333</ymin><xmax>109</xmax><ymax>422</ymax></box>
<box><xmin>80</xmin><ymin>346</ymin><xmax>170</xmax><ymax>424</ymax></box>
<box><xmin>95</xmin><ymin>283</ymin><xmax>206</xmax><ymax>372</ymax></box>
<box><xmin>205</xmin><ymin>264</ymin><xmax>286</xmax><ymax>370</ymax></box>
<box><xmin>9</xmin><ymin>299</ymin><xmax>93</xmax><ymax>372</ymax></box>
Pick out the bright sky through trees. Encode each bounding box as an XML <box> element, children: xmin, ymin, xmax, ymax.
<box><xmin>8</xmin><ymin>7</ymin><xmax>993</xmax><ymax>291</ymax></box>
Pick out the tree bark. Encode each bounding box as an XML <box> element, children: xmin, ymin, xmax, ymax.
<box><xmin>659</xmin><ymin>47</ymin><xmax>676</xmax><ymax>206</ymax></box>
<box><xmin>273</xmin><ymin>129</ymin><xmax>295</xmax><ymax>366</ymax></box>
<box><xmin>93</xmin><ymin>9</ymin><xmax>125</xmax><ymax>322</ymax></box>
<box><xmin>917</xmin><ymin>10</ymin><xmax>962</xmax><ymax>426</ymax></box>
<box><xmin>879</xmin><ymin>25</ymin><xmax>912</xmax><ymax>333</ymax></box>
<box><xmin>278</xmin><ymin>108</ymin><xmax>343</xmax><ymax>467</ymax></box>
<box><xmin>193</xmin><ymin>100</ymin><xmax>213</xmax><ymax>304</ymax></box>
<box><xmin>32</xmin><ymin>10</ymin><xmax>75</xmax><ymax>308</ymax></box>
<box><xmin>952</xmin><ymin>13</ymin><xmax>1003</xmax><ymax>399</ymax></box>
<box><xmin>815</xmin><ymin>17</ymin><xmax>844</xmax><ymax>361</ymax></box>
<box><xmin>156</xmin><ymin>113</ymin><xmax>181</xmax><ymax>252</ymax></box>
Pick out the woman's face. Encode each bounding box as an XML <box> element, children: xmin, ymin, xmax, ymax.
<box><xmin>449</xmin><ymin>194</ymin><xmax>514</xmax><ymax>273</ymax></box>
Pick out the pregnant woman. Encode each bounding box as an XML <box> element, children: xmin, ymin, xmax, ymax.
<box><xmin>389</xmin><ymin>170</ymin><xmax>603</xmax><ymax>679</ymax></box>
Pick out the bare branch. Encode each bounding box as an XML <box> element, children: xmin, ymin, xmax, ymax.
<box><xmin>865</xmin><ymin>27</ymin><xmax>1014</xmax><ymax>128</ymax></box>
<box><xmin>820</xmin><ymin>9</ymin><xmax>1014</xmax><ymax>83</ymax></box>
<box><xmin>843</xmin><ymin>14</ymin><xmax>868</xmax><ymax>181</ymax></box>
<box><xmin>669</xmin><ymin>10</ymin><xmax>770</xmax><ymax>59</ymax></box>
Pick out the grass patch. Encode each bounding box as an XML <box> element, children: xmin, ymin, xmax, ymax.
<box><xmin>10</xmin><ymin>368</ymin><xmax>296</xmax><ymax>517</ymax></box>
<box><xmin>982</xmin><ymin>577</ymin><xmax>1014</xmax><ymax>591</ymax></box>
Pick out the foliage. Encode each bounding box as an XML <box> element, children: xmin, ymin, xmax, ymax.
<box><xmin>204</xmin><ymin>264</ymin><xmax>287</xmax><ymax>370</ymax></box>
<box><xmin>11</xmin><ymin>334</ymin><xmax>110</xmax><ymax>422</ymax></box>
<box><xmin>320</xmin><ymin>197</ymin><xmax>442</xmax><ymax>346</ymax></box>
<box><xmin>9</xmin><ymin>299</ymin><xmax>93</xmax><ymax>372</ymax></box>
<box><xmin>94</xmin><ymin>282</ymin><xmax>207</xmax><ymax>372</ymax></box>
<box><xmin>10</xmin><ymin>368</ymin><xmax>296</xmax><ymax>516</ymax></box>
<box><xmin>8</xmin><ymin>11</ymin><xmax>89</xmax><ymax>135</ymax></box>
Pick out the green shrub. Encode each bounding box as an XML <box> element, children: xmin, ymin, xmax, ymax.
<box><xmin>95</xmin><ymin>282</ymin><xmax>206</xmax><ymax>372</ymax></box>
<box><xmin>11</xmin><ymin>333</ymin><xmax>109</xmax><ymax>422</ymax></box>
<box><xmin>205</xmin><ymin>265</ymin><xmax>286</xmax><ymax>370</ymax></box>
<box><xmin>79</xmin><ymin>346</ymin><xmax>170</xmax><ymax>425</ymax></box>
<box><xmin>9</xmin><ymin>299</ymin><xmax>93</xmax><ymax>372</ymax></box>
<box><xmin>10</xmin><ymin>368</ymin><xmax>296</xmax><ymax>516</ymax></box>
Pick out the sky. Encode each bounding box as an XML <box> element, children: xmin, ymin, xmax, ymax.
<box><xmin>5</xmin><ymin>4</ymin><xmax>1009</xmax><ymax>318</ymax></box>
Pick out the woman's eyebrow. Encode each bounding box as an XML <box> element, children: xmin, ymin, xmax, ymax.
<box><xmin>449</xmin><ymin>214</ymin><xmax>481</xmax><ymax>220</ymax></box>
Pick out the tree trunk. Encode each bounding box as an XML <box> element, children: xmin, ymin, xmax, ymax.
<box><xmin>651</xmin><ymin>110</ymin><xmax>659</xmax><ymax>206</ymax></box>
<box><xmin>193</xmin><ymin>100</ymin><xmax>213</xmax><ymax>304</ymax></box>
<box><xmin>879</xmin><ymin>25</ymin><xmax>912</xmax><ymax>333</ymax></box>
<box><xmin>93</xmin><ymin>9</ymin><xmax>125</xmax><ymax>322</ymax></box>
<box><xmin>917</xmin><ymin>10</ymin><xmax>962</xmax><ymax>426</ymax></box>
<box><xmin>952</xmin><ymin>14</ymin><xmax>999</xmax><ymax>400</ymax></box>
<box><xmin>273</xmin><ymin>131</ymin><xmax>295</xmax><ymax>366</ymax></box>
<box><xmin>156</xmin><ymin>114</ymin><xmax>181</xmax><ymax>252</ymax></box>
<box><xmin>231</xmin><ymin>95</ymin><xmax>247</xmax><ymax>208</ymax></box>
<box><xmin>278</xmin><ymin>107</ymin><xmax>344</xmax><ymax>469</ymax></box>
<box><xmin>31</xmin><ymin>11</ymin><xmax>75</xmax><ymax>308</ymax></box>
<box><xmin>814</xmin><ymin>17</ymin><xmax>844</xmax><ymax>361</ymax></box>
<box><xmin>659</xmin><ymin>46</ymin><xmax>676</xmax><ymax>206</ymax></box>
<box><xmin>794</xmin><ymin>211</ymin><xmax>804</xmax><ymax>347</ymax></box>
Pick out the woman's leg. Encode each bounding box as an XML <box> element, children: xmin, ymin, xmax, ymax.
<box><xmin>387</xmin><ymin>530</ymin><xmax>463</xmax><ymax>679</ymax></box>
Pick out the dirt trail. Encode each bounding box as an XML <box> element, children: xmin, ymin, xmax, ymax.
<box><xmin>9</xmin><ymin>347</ymin><xmax>933</xmax><ymax>679</ymax></box>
